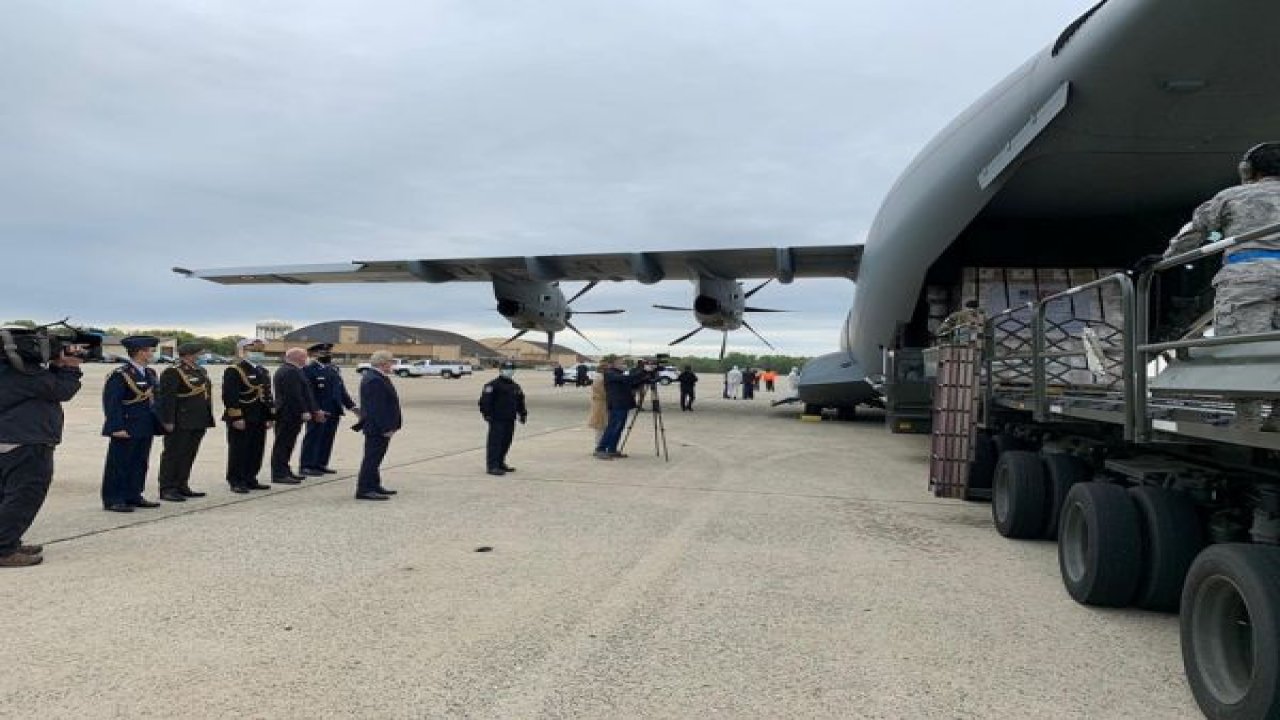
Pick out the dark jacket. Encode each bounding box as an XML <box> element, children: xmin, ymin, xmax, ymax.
<box><xmin>156</xmin><ymin>361</ymin><xmax>216</xmax><ymax>430</ymax></box>
<box><xmin>102</xmin><ymin>363</ymin><xmax>163</xmax><ymax>438</ymax></box>
<box><xmin>0</xmin><ymin>362</ymin><xmax>82</xmax><ymax>445</ymax></box>
<box><xmin>678</xmin><ymin>370</ymin><xmax>698</xmax><ymax>389</ymax></box>
<box><xmin>358</xmin><ymin>370</ymin><xmax>402</xmax><ymax>436</ymax></box>
<box><xmin>273</xmin><ymin>363</ymin><xmax>318</xmax><ymax>424</ymax></box>
<box><xmin>222</xmin><ymin>360</ymin><xmax>275</xmax><ymax>424</ymax></box>
<box><xmin>602</xmin><ymin>367</ymin><xmax>645</xmax><ymax>411</ymax></box>
<box><xmin>478</xmin><ymin>376</ymin><xmax>527</xmax><ymax>422</ymax></box>
<box><xmin>303</xmin><ymin>361</ymin><xmax>356</xmax><ymax>416</ymax></box>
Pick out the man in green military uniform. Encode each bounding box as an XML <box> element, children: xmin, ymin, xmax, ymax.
<box><xmin>936</xmin><ymin>300</ymin><xmax>987</xmax><ymax>344</ymax></box>
<box><xmin>155</xmin><ymin>343</ymin><xmax>214</xmax><ymax>502</ymax></box>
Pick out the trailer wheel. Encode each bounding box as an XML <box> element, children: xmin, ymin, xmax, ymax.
<box><xmin>1057</xmin><ymin>482</ymin><xmax>1142</xmax><ymax>607</ymax></box>
<box><xmin>991</xmin><ymin>450</ymin><xmax>1047</xmax><ymax>539</ymax></box>
<box><xmin>1182</xmin><ymin>544</ymin><xmax>1280</xmax><ymax>720</ymax></box>
<box><xmin>1041</xmin><ymin>454</ymin><xmax>1091</xmax><ymax>540</ymax></box>
<box><xmin>1129</xmin><ymin>487</ymin><xmax>1205</xmax><ymax>613</ymax></box>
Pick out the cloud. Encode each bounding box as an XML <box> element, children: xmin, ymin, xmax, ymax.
<box><xmin>0</xmin><ymin>0</ymin><xmax>1088</xmax><ymax>355</ymax></box>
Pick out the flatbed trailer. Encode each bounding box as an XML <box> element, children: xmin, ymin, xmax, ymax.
<box><xmin>926</xmin><ymin>225</ymin><xmax>1280</xmax><ymax>720</ymax></box>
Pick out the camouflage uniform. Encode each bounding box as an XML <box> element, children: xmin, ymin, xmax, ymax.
<box><xmin>1165</xmin><ymin>176</ymin><xmax>1280</xmax><ymax>429</ymax></box>
<box><xmin>936</xmin><ymin>307</ymin><xmax>987</xmax><ymax>344</ymax></box>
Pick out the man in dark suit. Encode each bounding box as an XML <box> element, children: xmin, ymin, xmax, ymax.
<box><xmin>222</xmin><ymin>338</ymin><xmax>275</xmax><ymax>494</ymax></box>
<box><xmin>270</xmin><ymin>347</ymin><xmax>321</xmax><ymax>484</ymax></box>
<box><xmin>101</xmin><ymin>335</ymin><xmax>164</xmax><ymax>512</ymax></box>
<box><xmin>155</xmin><ymin>342</ymin><xmax>215</xmax><ymax>502</ymax></box>
<box><xmin>354</xmin><ymin>350</ymin><xmax>401</xmax><ymax>500</ymax></box>
<box><xmin>300</xmin><ymin>343</ymin><xmax>357</xmax><ymax>476</ymax></box>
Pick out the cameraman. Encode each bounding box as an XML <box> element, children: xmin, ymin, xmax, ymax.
<box><xmin>593</xmin><ymin>355</ymin><xmax>649</xmax><ymax>460</ymax></box>
<box><xmin>0</xmin><ymin>327</ymin><xmax>84</xmax><ymax>568</ymax></box>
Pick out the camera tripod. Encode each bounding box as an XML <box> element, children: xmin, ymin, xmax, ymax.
<box><xmin>619</xmin><ymin>382</ymin><xmax>670</xmax><ymax>462</ymax></box>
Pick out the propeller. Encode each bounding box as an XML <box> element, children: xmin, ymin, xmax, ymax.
<box><xmin>653</xmin><ymin>304</ymin><xmax>693</xmax><ymax>311</ymax></box>
<box><xmin>668</xmin><ymin>326</ymin><xmax>705</xmax><ymax>346</ymax></box>
<box><xmin>741</xmin><ymin>319</ymin><xmax>777</xmax><ymax>351</ymax></box>
<box><xmin>744</xmin><ymin>278</ymin><xmax>772</xmax><ymax>298</ymax></box>
<box><xmin>498</xmin><ymin>329</ymin><xmax>529</xmax><ymax>348</ymax></box>
<box><xmin>556</xmin><ymin>282</ymin><xmax>625</xmax><ymax>356</ymax></box>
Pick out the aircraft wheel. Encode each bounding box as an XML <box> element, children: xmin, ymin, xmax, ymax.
<box><xmin>1042</xmin><ymin>454</ymin><xmax>1091</xmax><ymax>540</ymax></box>
<box><xmin>1129</xmin><ymin>486</ymin><xmax>1205</xmax><ymax>613</ymax></box>
<box><xmin>991</xmin><ymin>450</ymin><xmax>1047</xmax><ymax>539</ymax></box>
<box><xmin>1182</xmin><ymin>544</ymin><xmax>1280</xmax><ymax>720</ymax></box>
<box><xmin>1057</xmin><ymin>482</ymin><xmax>1142</xmax><ymax>607</ymax></box>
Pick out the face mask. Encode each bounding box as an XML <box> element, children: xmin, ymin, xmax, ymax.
<box><xmin>501</xmin><ymin>369</ymin><xmax>515</xmax><ymax>378</ymax></box>
<box><xmin>317</xmin><ymin>355</ymin><xmax>333</xmax><ymax>364</ymax></box>
<box><xmin>246</xmin><ymin>351</ymin><xmax>266</xmax><ymax>363</ymax></box>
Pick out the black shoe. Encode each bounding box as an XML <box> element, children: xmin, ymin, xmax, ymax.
<box><xmin>272</xmin><ymin>477</ymin><xmax>301</xmax><ymax>485</ymax></box>
<box><xmin>131</xmin><ymin>499</ymin><xmax>161</xmax><ymax>508</ymax></box>
<box><xmin>487</xmin><ymin>468</ymin><xmax>506</xmax><ymax>476</ymax></box>
<box><xmin>319</xmin><ymin>467</ymin><xmax>338</xmax><ymax>474</ymax></box>
<box><xmin>180</xmin><ymin>489</ymin><xmax>206</xmax><ymax>498</ymax></box>
<box><xmin>355</xmin><ymin>492</ymin><xmax>390</xmax><ymax>501</ymax></box>
<box><xmin>502</xmin><ymin>465</ymin><xmax>516</xmax><ymax>473</ymax></box>
<box><xmin>290</xmin><ymin>473</ymin><xmax>306</xmax><ymax>480</ymax></box>
<box><xmin>230</xmin><ymin>486</ymin><xmax>250</xmax><ymax>494</ymax></box>
<box><xmin>159</xmin><ymin>491</ymin><xmax>186</xmax><ymax>502</ymax></box>
<box><xmin>300</xmin><ymin>468</ymin><xmax>325</xmax><ymax>476</ymax></box>
<box><xmin>249</xmin><ymin>483</ymin><xmax>271</xmax><ymax>490</ymax></box>
<box><xmin>375</xmin><ymin>487</ymin><xmax>398</xmax><ymax>495</ymax></box>
<box><xmin>105</xmin><ymin>503</ymin><xmax>135</xmax><ymax>513</ymax></box>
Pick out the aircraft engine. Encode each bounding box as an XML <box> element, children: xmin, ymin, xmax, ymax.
<box><xmin>492</xmin><ymin>279</ymin><xmax>622</xmax><ymax>355</ymax></box>
<box><xmin>654</xmin><ymin>275</ymin><xmax>788</xmax><ymax>359</ymax></box>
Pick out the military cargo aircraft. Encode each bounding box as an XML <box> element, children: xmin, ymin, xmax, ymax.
<box><xmin>177</xmin><ymin>0</ymin><xmax>1280</xmax><ymax>415</ymax></box>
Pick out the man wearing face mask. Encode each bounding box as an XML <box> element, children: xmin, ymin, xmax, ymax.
<box><xmin>300</xmin><ymin>343</ymin><xmax>357</xmax><ymax>476</ymax></box>
<box><xmin>222</xmin><ymin>338</ymin><xmax>275</xmax><ymax>494</ymax></box>
<box><xmin>477</xmin><ymin>361</ymin><xmax>527</xmax><ymax>476</ymax></box>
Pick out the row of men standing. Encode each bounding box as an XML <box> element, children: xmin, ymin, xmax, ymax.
<box><xmin>100</xmin><ymin>337</ymin><xmax>368</xmax><ymax>511</ymax></box>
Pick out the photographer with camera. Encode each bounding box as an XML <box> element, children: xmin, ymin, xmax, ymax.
<box><xmin>593</xmin><ymin>355</ymin><xmax>653</xmax><ymax>460</ymax></box>
<box><xmin>0</xmin><ymin>324</ymin><xmax>90</xmax><ymax>567</ymax></box>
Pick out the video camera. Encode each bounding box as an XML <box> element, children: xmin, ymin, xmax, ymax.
<box><xmin>634</xmin><ymin>352</ymin><xmax>671</xmax><ymax>383</ymax></box>
<box><xmin>1</xmin><ymin>319</ymin><xmax>104</xmax><ymax>373</ymax></box>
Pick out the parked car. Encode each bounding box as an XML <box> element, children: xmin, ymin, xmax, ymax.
<box><xmin>198</xmin><ymin>353</ymin><xmax>232</xmax><ymax>365</ymax></box>
<box><xmin>358</xmin><ymin>360</ymin><xmax>472</xmax><ymax>379</ymax></box>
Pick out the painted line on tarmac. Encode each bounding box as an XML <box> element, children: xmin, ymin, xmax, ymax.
<box><xmin>42</xmin><ymin>424</ymin><xmax>584</xmax><ymax>548</ymax></box>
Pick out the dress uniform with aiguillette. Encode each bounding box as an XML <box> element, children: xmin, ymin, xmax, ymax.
<box><xmin>101</xmin><ymin>336</ymin><xmax>164</xmax><ymax>512</ymax></box>
<box><xmin>222</xmin><ymin>340</ymin><xmax>275</xmax><ymax>493</ymax></box>
<box><xmin>154</xmin><ymin>343</ymin><xmax>214</xmax><ymax>502</ymax></box>
<box><xmin>478</xmin><ymin>361</ymin><xmax>527</xmax><ymax>476</ymax></box>
<box><xmin>300</xmin><ymin>343</ymin><xmax>357</xmax><ymax>475</ymax></box>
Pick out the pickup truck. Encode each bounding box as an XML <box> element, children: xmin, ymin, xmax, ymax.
<box><xmin>358</xmin><ymin>360</ymin><xmax>472</xmax><ymax>379</ymax></box>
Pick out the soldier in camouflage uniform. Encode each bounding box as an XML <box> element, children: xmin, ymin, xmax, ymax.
<box><xmin>936</xmin><ymin>300</ymin><xmax>987</xmax><ymax>344</ymax></box>
<box><xmin>1164</xmin><ymin>142</ymin><xmax>1280</xmax><ymax>431</ymax></box>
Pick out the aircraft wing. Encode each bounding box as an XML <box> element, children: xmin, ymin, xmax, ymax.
<box><xmin>173</xmin><ymin>245</ymin><xmax>862</xmax><ymax>286</ymax></box>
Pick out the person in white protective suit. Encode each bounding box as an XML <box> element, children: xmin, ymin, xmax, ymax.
<box><xmin>725</xmin><ymin>366</ymin><xmax>743</xmax><ymax>400</ymax></box>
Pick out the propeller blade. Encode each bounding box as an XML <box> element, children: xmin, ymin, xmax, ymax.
<box><xmin>565</xmin><ymin>321</ymin><xmax>601</xmax><ymax>351</ymax></box>
<box><xmin>498</xmin><ymin>330</ymin><xmax>529</xmax><ymax>348</ymax></box>
<box><xmin>744</xmin><ymin>278</ymin><xmax>772</xmax><ymax>298</ymax></box>
<box><xmin>565</xmin><ymin>280</ymin><xmax>600</xmax><ymax>306</ymax></box>
<box><xmin>653</xmin><ymin>304</ymin><xmax>693</xmax><ymax>311</ymax></box>
<box><xmin>744</xmin><ymin>306</ymin><xmax>790</xmax><ymax>313</ymax></box>
<box><xmin>668</xmin><ymin>326</ymin><xmax>704</xmax><ymax>346</ymax></box>
<box><xmin>741</xmin><ymin>319</ymin><xmax>777</xmax><ymax>351</ymax></box>
<box><xmin>570</xmin><ymin>309</ymin><xmax>626</xmax><ymax>315</ymax></box>
<box><xmin>719</xmin><ymin>331</ymin><xmax>728</xmax><ymax>360</ymax></box>
<box><xmin>545</xmin><ymin>331</ymin><xmax>556</xmax><ymax>358</ymax></box>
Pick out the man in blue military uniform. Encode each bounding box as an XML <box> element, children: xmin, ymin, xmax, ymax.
<box><xmin>478</xmin><ymin>361</ymin><xmax>527</xmax><ymax>476</ymax></box>
<box><xmin>300</xmin><ymin>343</ymin><xmax>358</xmax><ymax>476</ymax></box>
<box><xmin>101</xmin><ymin>335</ymin><xmax>164</xmax><ymax>512</ymax></box>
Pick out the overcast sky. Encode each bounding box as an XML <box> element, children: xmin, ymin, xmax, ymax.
<box><xmin>1</xmin><ymin>0</ymin><xmax>1088</xmax><ymax>357</ymax></box>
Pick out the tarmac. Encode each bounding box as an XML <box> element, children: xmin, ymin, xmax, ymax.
<box><xmin>0</xmin><ymin>364</ymin><xmax>1200</xmax><ymax>719</ymax></box>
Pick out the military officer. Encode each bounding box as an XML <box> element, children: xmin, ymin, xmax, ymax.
<box><xmin>300</xmin><ymin>343</ymin><xmax>357</xmax><ymax>476</ymax></box>
<box><xmin>101</xmin><ymin>335</ymin><xmax>164</xmax><ymax>512</ymax></box>
<box><xmin>154</xmin><ymin>342</ymin><xmax>214</xmax><ymax>502</ymax></box>
<box><xmin>222</xmin><ymin>338</ymin><xmax>275</xmax><ymax>493</ymax></box>
<box><xmin>936</xmin><ymin>300</ymin><xmax>987</xmax><ymax>344</ymax></box>
<box><xmin>1165</xmin><ymin>141</ymin><xmax>1280</xmax><ymax>431</ymax></box>
<box><xmin>478</xmin><ymin>361</ymin><xmax>527</xmax><ymax>476</ymax></box>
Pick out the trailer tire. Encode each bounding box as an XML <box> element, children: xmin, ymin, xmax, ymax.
<box><xmin>1057</xmin><ymin>482</ymin><xmax>1142</xmax><ymax>607</ymax></box>
<box><xmin>1129</xmin><ymin>487</ymin><xmax>1205</xmax><ymax>613</ymax></box>
<box><xmin>992</xmin><ymin>450</ymin><xmax>1047</xmax><ymax>539</ymax></box>
<box><xmin>1182</xmin><ymin>544</ymin><xmax>1280</xmax><ymax>720</ymax></box>
<box><xmin>1041</xmin><ymin>454</ymin><xmax>1091</xmax><ymax>540</ymax></box>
